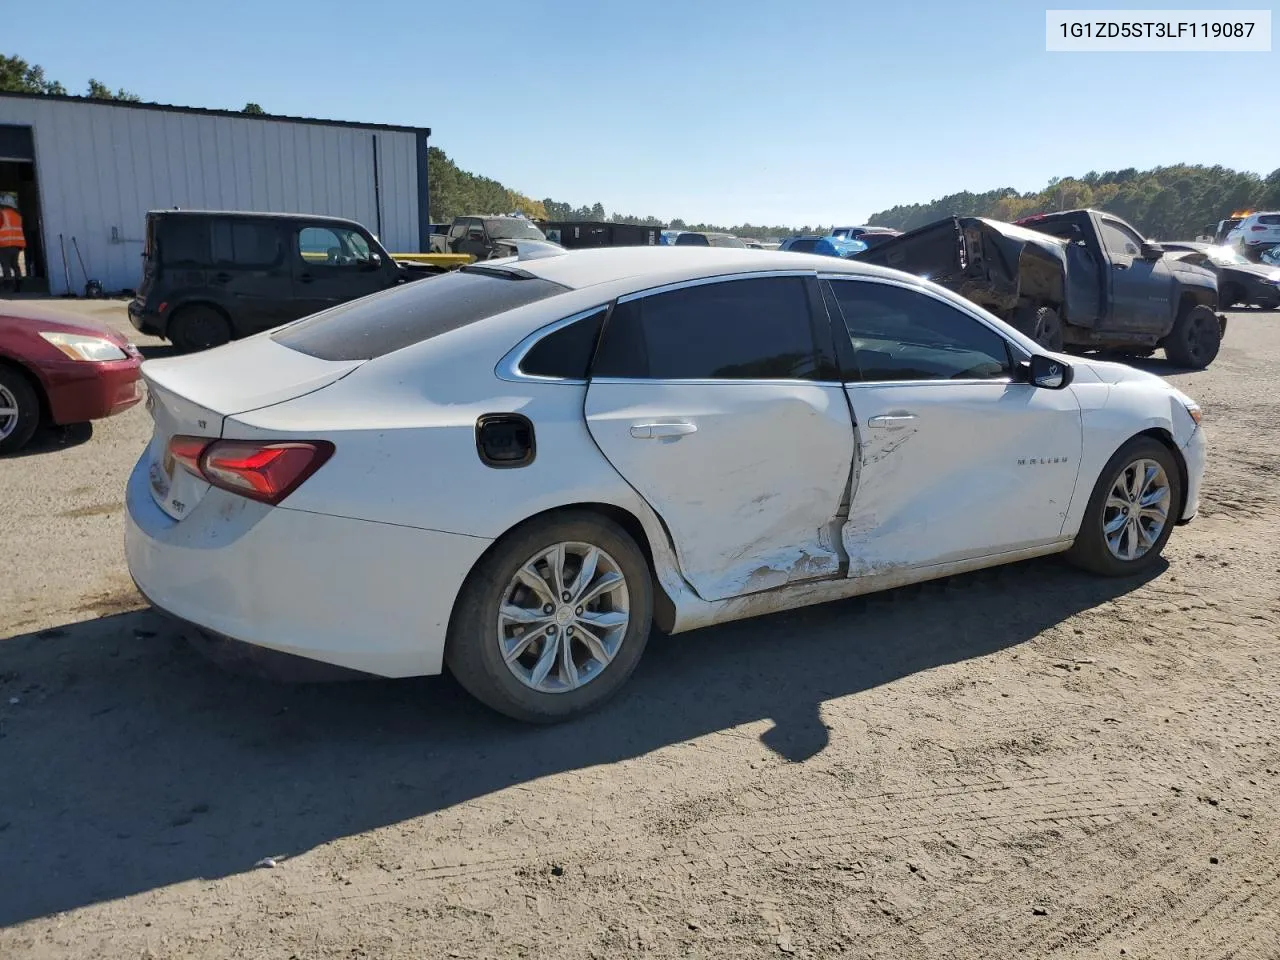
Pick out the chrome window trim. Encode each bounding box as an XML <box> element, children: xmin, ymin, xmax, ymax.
<box><xmin>818</xmin><ymin>272</ymin><xmax>1035</xmax><ymax>386</ymax></box>
<box><xmin>495</xmin><ymin>305</ymin><xmax>610</xmax><ymax>384</ymax></box>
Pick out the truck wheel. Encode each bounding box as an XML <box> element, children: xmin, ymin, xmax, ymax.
<box><xmin>1013</xmin><ymin>305</ymin><xmax>1064</xmax><ymax>352</ymax></box>
<box><xmin>169</xmin><ymin>305</ymin><xmax>231</xmax><ymax>353</ymax></box>
<box><xmin>1164</xmin><ymin>303</ymin><xmax>1221</xmax><ymax>369</ymax></box>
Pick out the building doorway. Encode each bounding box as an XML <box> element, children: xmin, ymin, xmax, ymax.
<box><xmin>0</xmin><ymin>124</ymin><xmax>49</xmax><ymax>294</ymax></box>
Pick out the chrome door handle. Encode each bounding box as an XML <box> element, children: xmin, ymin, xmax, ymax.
<box><xmin>630</xmin><ymin>421</ymin><xmax>697</xmax><ymax>439</ymax></box>
<box><xmin>866</xmin><ymin>414</ymin><xmax>917</xmax><ymax>429</ymax></box>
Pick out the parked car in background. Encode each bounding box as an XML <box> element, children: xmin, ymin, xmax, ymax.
<box><xmin>443</xmin><ymin>215</ymin><xmax>549</xmax><ymax>261</ymax></box>
<box><xmin>1159</xmin><ymin>242</ymin><xmax>1280</xmax><ymax>310</ymax></box>
<box><xmin>1212</xmin><ymin>217</ymin><xmax>1244</xmax><ymax>245</ymax></box>
<box><xmin>674</xmin><ymin>232</ymin><xmax>747</xmax><ymax>248</ymax></box>
<box><xmin>125</xmin><ymin>245</ymin><xmax>1207</xmax><ymax>723</ymax></box>
<box><xmin>1</xmin><ymin>301</ymin><xmax>142</xmax><ymax>453</ymax></box>
<box><xmin>1225</xmin><ymin>212</ymin><xmax>1280</xmax><ymax>261</ymax></box>
<box><xmin>1261</xmin><ymin>245</ymin><xmax>1280</xmax><ymax>267</ymax></box>
<box><xmin>778</xmin><ymin>236</ymin><xmax>825</xmax><ymax>253</ymax></box>
<box><xmin>781</xmin><ymin>235</ymin><xmax>868</xmax><ymax>257</ymax></box>
<box><xmin>855</xmin><ymin>209</ymin><xmax>1224</xmax><ymax>367</ymax></box>
<box><xmin>830</xmin><ymin>225</ymin><xmax>877</xmax><ymax>241</ymax></box>
<box><xmin>129</xmin><ymin>210</ymin><xmax>409</xmax><ymax>353</ymax></box>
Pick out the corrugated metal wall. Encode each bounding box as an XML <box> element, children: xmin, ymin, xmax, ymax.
<box><xmin>0</xmin><ymin>96</ymin><xmax>422</xmax><ymax>295</ymax></box>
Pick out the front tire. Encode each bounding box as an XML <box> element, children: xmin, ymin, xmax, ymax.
<box><xmin>0</xmin><ymin>365</ymin><xmax>41</xmax><ymax>454</ymax></box>
<box><xmin>445</xmin><ymin>511</ymin><xmax>654</xmax><ymax>723</ymax></box>
<box><xmin>1067</xmin><ymin>436</ymin><xmax>1182</xmax><ymax>577</ymax></box>
<box><xmin>1164</xmin><ymin>303</ymin><xmax>1221</xmax><ymax>368</ymax></box>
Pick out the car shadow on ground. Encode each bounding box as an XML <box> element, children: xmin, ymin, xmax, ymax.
<box><xmin>0</xmin><ymin>421</ymin><xmax>93</xmax><ymax>459</ymax></box>
<box><xmin>0</xmin><ymin>556</ymin><xmax>1165</xmax><ymax>926</ymax></box>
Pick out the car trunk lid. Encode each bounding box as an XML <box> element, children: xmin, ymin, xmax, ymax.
<box><xmin>141</xmin><ymin>335</ymin><xmax>364</xmax><ymax>520</ymax></box>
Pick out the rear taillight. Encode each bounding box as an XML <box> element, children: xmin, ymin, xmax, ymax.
<box><xmin>1251</xmin><ymin>225</ymin><xmax>1267</xmax><ymax>231</ymax></box>
<box><xmin>167</xmin><ymin>436</ymin><xmax>334</xmax><ymax>505</ymax></box>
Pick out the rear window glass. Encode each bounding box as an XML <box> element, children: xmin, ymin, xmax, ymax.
<box><xmin>273</xmin><ymin>268</ymin><xmax>569</xmax><ymax>361</ymax></box>
<box><xmin>787</xmin><ymin>238</ymin><xmax>819</xmax><ymax>253</ymax></box>
<box><xmin>1259</xmin><ymin>215</ymin><xmax>1280</xmax><ymax>226</ymax></box>
<box><xmin>674</xmin><ymin>233</ymin><xmax>709</xmax><ymax>246</ymax></box>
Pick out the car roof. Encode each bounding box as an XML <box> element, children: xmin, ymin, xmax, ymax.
<box><xmin>488</xmin><ymin>245</ymin><xmax>900</xmax><ymax>290</ymax></box>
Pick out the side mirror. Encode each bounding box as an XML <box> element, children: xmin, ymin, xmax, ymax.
<box><xmin>1140</xmin><ymin>241</ymin><xmax>1164</xmax><ymax>260</ymax></box>
<box><xmin>1022</xmin><ymin>354</ymin><xmax>1073</xmax><ymax>389</ymax></box>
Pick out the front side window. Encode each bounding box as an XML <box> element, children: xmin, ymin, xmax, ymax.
<box><xmin>297</xmin><ymin>225</ymin><xmax>372</xmax><ymax>267</ymax></box>
<box><xmin>1099</xmin><ymin>219</ymin><xmax>1143</xmax><ymax>257</ymax></box>
<box><xmin>210</xmin><ymin>220</ymin><xmax>280</xmax><ymax>268</ymax></box>
<box><xmin>826</xmin><ymin>279</ymin><xmax>1012</xmax><ymax>382</ymax></box>
<box><xmin>593</xmin><ymin>276</ymin><xmax>821</xmax><ymax>381</ymax></box>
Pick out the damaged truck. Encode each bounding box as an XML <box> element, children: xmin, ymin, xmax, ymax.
<box><xmin>853</xmin><ymin>208</ymin><xmax>1226</xmax><ymax>369</ymax></box>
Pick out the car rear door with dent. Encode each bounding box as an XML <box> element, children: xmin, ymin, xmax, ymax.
<box><xmin>584</xmin><ymin>274</ymin><xmax>856</xmax><ymax>603</ymax></box>
<box><xmin>822</xmin><ymin>275</ymin><xmax>1083</xmax><ymax>575</ymax></box>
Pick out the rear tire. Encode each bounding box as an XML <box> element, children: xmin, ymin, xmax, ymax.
<box><xmin>1012</xmin><ymin>304</ymin><xmax>1064</xmax><ymax>351</ymax></box>
<box><xmin>445</xmin><ymin>511</ymin><xmax>654</xmax><ymax>723</ymax></box>
<box><xmin>0</xmin><ymin>365</ymin><xmax>41</xmax><ymax>454</ymax></box>
<box><xmin>1164</xmin><ymin>303</ymin><xmax>1221</xmax><ymax>368</ymax></box>
<box><xmin>169</xmin><ymin>305</ymin><xmax>231</xmax><ymax>353</ymax></box>
<box><xmin>1067</xmin><ymin>436</ymin><xmax>1182</xmax><ymax>577</ymax></box>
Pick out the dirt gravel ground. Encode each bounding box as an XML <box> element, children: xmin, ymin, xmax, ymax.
<box><xmin>1</xmin><ymin>301</ymin><xmax>1278</xmax><ymax>959</ymax></box>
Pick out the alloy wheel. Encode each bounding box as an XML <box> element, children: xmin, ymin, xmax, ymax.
<box><xmin>1102</xmin><ymin>458</ymin><xmax>1171</xmax><ymax>561</ymax></box>
<box><xmin>497</xmin><ymin>541</ymin><xmax>630</xmax><ymax>694</ymax></box>
<box><xmin>0</xmin><ymin>383</ymin><xmax>19</xmax><ymax>441</ymax></box>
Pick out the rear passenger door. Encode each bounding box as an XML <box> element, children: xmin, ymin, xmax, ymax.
<box><xmin>584</xmin><ymin>274</ymin><xmax>856</xmax><ymax>602</ymax></box>
<box><xmin>208</xmin><ymin>219</ymin><xmax>292</xmax><ymax>335</ymax></box>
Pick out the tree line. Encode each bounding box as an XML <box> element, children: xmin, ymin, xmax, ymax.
<box><xmin>866</xmin><ymin>165</ymin><xmax>1280</xmax><ymax>240</ymax></box>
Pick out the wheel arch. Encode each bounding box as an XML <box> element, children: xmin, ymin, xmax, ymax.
<box><xmin>0</xmin><ymin>354</ymin><xmax>52</xmax><ymax>424</ymax></box>
<box><xmin>447</xmin><ymin>501</ymin><xmax>681</xmax><ymax>642</ymax></box>
<box><xmin>1135</xmin><ymin>426</ymin><xmax>1189</xmax><ymax>521</ymax></box>
<box><xmin>167</xmin><ymin>299</ymin><xmax>235</xmax><ymax>338</ymax></box>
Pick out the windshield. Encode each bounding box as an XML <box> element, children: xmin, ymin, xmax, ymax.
<box><xmin>1206</xmin><ymin>245</ymin><xmax>1251</xmax><ymax>266</ymax></box>
<box><xmin>484</xmin><ymin>219</ymin><xmax>546</xmax><ymax>241</ymax></box>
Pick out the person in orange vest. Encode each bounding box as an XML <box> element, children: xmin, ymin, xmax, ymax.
<box><xmin>0</xmin><ymin>194</ymin><xmax>26</xmax><ymax>292</ymax></box>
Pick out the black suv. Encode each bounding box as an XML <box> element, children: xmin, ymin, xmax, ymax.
<box><xmin>129</xmin><ymin>210</ymin><xmax>408</xmax><ymax>352</ymax></box>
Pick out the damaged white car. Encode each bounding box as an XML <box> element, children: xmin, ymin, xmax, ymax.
<box><xmin>125</xmin><ymin>245</ymin><xmax>1207</xmax><ymax>722</ymax></box>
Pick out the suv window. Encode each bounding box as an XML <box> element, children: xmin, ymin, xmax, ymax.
<box><xmin>786</xmin><ymin>238</ymin><xmax>820</xmax><ymax>253</ymax></box>
<box><xmin>1099</xmin><ymin>219</ymin><xmax>1144</xmax><ymax>257</ymax></box>
<box><xmin>274</xmin><ymin>267</ymin><xmax>569</xmax><ymax>361</ymax></box>
<box><xmin>157</xmin><ymin>218</ymin><xmax>211</xmax><ymax>266</ymax></box>
<box><xmin>297</xmin><ymin>225</ymin><xmax>372</xmax><ymax>267</ymax></box>
<box><xmin>211</xmin><ymin>220</ymin><xmax>280</xmax><ymax>268</ymax></box>
<box><xmin>674</xmin><ymin>233</ymin><xmax>709</xmax><ymax>246</ymax></box>
<box><xmin>1259</xmin><ymin>214</ymin><xmax>1280</xmax><ymax>226</ymax></box>
<box><xmin>826</xmin><ymin>279</ymin><xmax>1012</xmax><ymax>382</ymax></box>
<box><xmin>593</xmin><ymin>276</ymin><xmax>821</xmax><ymax>381</ymax></box>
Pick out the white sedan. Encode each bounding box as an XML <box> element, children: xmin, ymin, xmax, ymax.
<box><xmin>125</xmin><ymin>245</ymin><xmax>1207</xmax><ymax>722</ymax></box>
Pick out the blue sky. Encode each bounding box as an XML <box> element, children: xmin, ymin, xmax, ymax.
<box><xmin>8</xmin><ymin>0</ymin><xmax>1277</xmax><ymax>225</ymax></box>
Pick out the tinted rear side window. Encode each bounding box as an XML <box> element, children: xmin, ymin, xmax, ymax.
<box><xmin>274</xmin><ymin>268</ymin><xmax>569</xmax><ymax>361</ymax></box>
<box><xmin>211</xmin><ymin>221</ymin><xmax>281</xmax><ymax>267</ymax></box>
<box><xmin>520</xmin><ymin>309</ymin><xmax>606</xmax><ymax>379</ymax></box>
<box><xmin>593</xmin><ymin>276</ymin><xmax>821</xmax><ymax>381</ymax></box>
<box><xmin>1259</xmin><ymin>214</ymin><xmax>1280</xmax><ymax>226</ymax></box>
<box><xmin>787</xmin><ymin>238</ymin><xmax>819</xmax><ymax>252</ymax></box>
<box><xmin>157</xmin><ymin>218</ymin><xmax>211</xmax><ymax>266</ymax></box>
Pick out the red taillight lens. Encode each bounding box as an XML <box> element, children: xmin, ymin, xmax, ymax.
<box><xmin>168</xmin><ymin>435</ymin><xmax>210</xmax><ymax>475</ymax></box>
<box><xmin>1251</xmin><ymin>225</ymin><xmax>1267</xmax><ymax>232</ymax></box>
<box><xmin>166</xmin><ymin>436</ymin><xmax>334</xmax><ymax>505</ymax></box>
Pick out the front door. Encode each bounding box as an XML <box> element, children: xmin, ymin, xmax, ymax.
<box><xmin>1098</xmin><ymin>216</ymin><xmax>1173</xmax><ymax>334</ymax></box>
<box><xmin>290</xmin><ymin>223</ymin><xmax>393</xmax><ymax>319</ymax></box>
<box><xmin>585</xmin><ymin>274</ymin><xmax>856</xmax><ymax>602</ymax></box>
<box><xmin>823</xmin><ymin>276</ymin><xmax>1083</xmax><ymax>576</ymax></box>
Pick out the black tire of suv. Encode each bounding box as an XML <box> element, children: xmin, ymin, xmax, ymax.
<box><xmin>0</xmin><ymin>364</ymin><xmax>42</xmax><ymax>454</ymax></box>
<box><xmin>169</xmin><ymin>305</ymin><xmax>232</xmax><ymax>353</ymax></box>
<box><xmin>1164</xmin><ymin>303</ymin><xmax>1221</xmax><ymax>369</ymax></box>
<box><xmin>1066</xmin><ymin>436</ymin><xmax>1182</xmax><ymax>578</ymax></box>
<box><xmin>1012</xmin><ymin>304</ymin><xmax>1064</xmax><ymax>352</ymax></box>
<box><xmin>445</xmin><ymin>511</ymin><xmax>654</xmax><ymax>724</ymax></box>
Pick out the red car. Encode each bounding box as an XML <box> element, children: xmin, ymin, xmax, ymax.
<box><xmin>0</xmin><ymin>301</ymin><xmax>144</xmax><ymax>453</ymax></box>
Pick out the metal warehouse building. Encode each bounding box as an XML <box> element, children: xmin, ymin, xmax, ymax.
<box><xmin>0</xmin><ymin>93</ymin><xmax>430</xmax><ymax>295</ymax></box>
